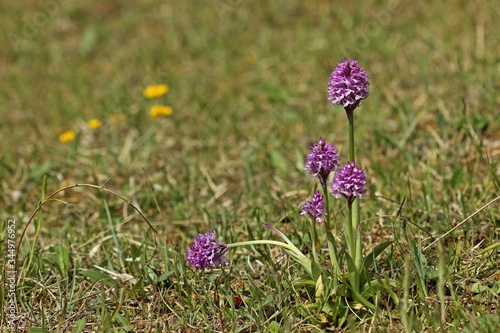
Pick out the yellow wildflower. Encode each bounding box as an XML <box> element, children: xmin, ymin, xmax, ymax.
<box><xmin>143</xmin><ymin>84</ymin><xmax>169</xmax><ymax>99</ymax></box>
<box><xmin>87</xmin><ymin>118</ymin><xmax>102</xmax><ymax>130</ymax></box>
<box><xmin>59</xmin><ymin>130</ymin><xmax>76</xmax><ymax>143</ymax></box>
<box><xmin>149</xmin><ymin>105</ymin><xmax>173</xmax><ymax>119</ymax></box>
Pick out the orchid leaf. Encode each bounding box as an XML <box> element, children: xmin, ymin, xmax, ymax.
<box><xmin>362</xmin><ymin>241</ymin><xmax>393</xmax><ymax>271</ymax></box>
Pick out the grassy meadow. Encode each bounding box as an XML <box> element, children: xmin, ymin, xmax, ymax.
<box><xmin>1</xmin><ymin>0</ymin><xmax>499</xmax><ymax>332</ymax></box>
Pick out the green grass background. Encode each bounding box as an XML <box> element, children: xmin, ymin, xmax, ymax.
<box><xmin>1</xmin><ymin>0</ymin><xmax>499</xmax><ymax>332</ymax></box>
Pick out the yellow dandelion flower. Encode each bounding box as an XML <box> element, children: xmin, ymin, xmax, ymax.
<box><xmin>149</xmin><ymin>105</ymin><xmax>173</xmax><ymax>119</ymax></box>
<box><xmin>59</xmin><ymin>130</ymin><xmax>76</xmax><ymax>143</ymax></box>
<box><xmin>143</xmin><ymin>84</ymin><xmax>169</xmax><ymax>99</ymax></box>
<box><xmin>87</xmin><ymin>118</ymin><xmax>102</xmax><ymax>130</ymax></box>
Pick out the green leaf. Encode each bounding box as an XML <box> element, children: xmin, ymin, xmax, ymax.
<box><xmin>344</xmin><ymin>252</ymin><xmax>358</xmax><ymax>283</ymax></box>
<box><xmin>470</xmin><ymin>282</ymin><xmax>488</xmax><ymax>293</ymax></box>
<box><xmin>50</xmin><ymin>244</ymin><xmax>70</xmax><ymax>278</ymax></box>
<box><xmin>361</xmin><ymin>278</ymin><xmax>400</xmax><ymax>305</ymax></box>
<box><xmin>156</xmin><ymin>270</ymin><xmax>175</xmax><ymax>283</ymax></box>
<box><xmin>101</xmin><ymin>307</ymin><xmax>112</xmax><ymax>331</ymax></box>
<box><xmin>29</xmin><ymin>163</ymin><xmax>52</xmax><ymax>181</ymax></box>
<box><xmin>325</xmin><ymin>229</ymin><xmax>341</xmax><ymax>272</ymax></box>
<box><xmin>335</xmin><ymin>301</ymin><xmax>350</xmax><ymax>327</ymax></box>
<box><xmin>267</xmin><ymin>321</ymin><xmax>281</xmax><ymax>332</ymax></box>
<box><xmin>405</xmin><ymin>235</ymin><xmax>428</xmax><ymax>297</ymax></box>
<box><xmin>451</xmin><ymin>168</ymin><xmax>464</xmax><ymax>189</ymax></box>
<box><xmin>263</xmin><ymin>223</ymin><xmax>312</xmax><ymax>277</ymax></box>
<box><xmin>73</xmin><ymin>319</ymin><xmax>86</xmax><ymax>333</ymax></box>
<box><xmin>315</xmin><ymin>274</ymin><xmax>324</xmax><ymax>299</ymax></box>
<box><xmin>362</xmin><ymin>241</ymin><xmax>393</xmax><ymax>271</ymax></box>
<box><xmin>311</xmin><ymin>259</ymin><xmax>323</xmax><ymax>281</ymax></box>
<box><xmin>293</xmin><ymin>276</ymin><xmax>316</xmax><ymax>288</ymax></box>
<box><xmin>28</xmin><ymin>329</ymin><xmax>51</xmax><ymax>333</ymax></box>
<box><xmin>461</xmin><ymin>314</ymin><xmax>500</xmax><ymax>333</ymax></box>
<box><xmin>348</xmin><ymin>288</ymin><xmax>376</xmax><ymax>311</ymax></box>
<box><xmin>114</xmin><ymin>314</ymin><xmax>132</xmax><ymax>331</ymax></box>
<box><xmin>262</xmin><ymin>294</ymin><xmax>274</xmax><ymax>307</ymax></box>
<box><xmin>344</xmin><ymin>252</ymin><xmax>377</xmax><ymax>310</ymax></box>
<box><xmin>128</xmin><ymin>277</ymin><xmax>145</xmax><ymax>296</ymax></box>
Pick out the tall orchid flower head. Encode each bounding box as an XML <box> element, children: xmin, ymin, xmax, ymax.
<box><xmin>300</xmin><ymin>191</ymin><xmax>326</xmax><ymax>223</ymax></box>
<box><xmin>327</xmin><ymin>58</ymin><xmax>370</xmax><ymax>114</ymax></box>
<box><xmin>185</xmin><ymin>231</ymin><xmax>229</xmax><ymax>270</ymax></box>
<box><xmin>330</xmin><ymin>161</ymin><xmax>367</xmax><ymax>205</ymax></box>
<box><xmin>305</xmin><ymin>137</ymin><xmax>341</xmax><ymax>186</ymax></box>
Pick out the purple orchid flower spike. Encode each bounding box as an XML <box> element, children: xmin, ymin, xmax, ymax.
<box><xmin>330</xmin><ymin>161</ymin><xmax>367</xmax><ymax>205</ymax></box>
<box><xmin>305</xmin><ymin>137</ymin><xmax>341</xmax><ymax>186</ymax></box>
<box><xmin>300</xmin><ymin>191</ymin><xmax>326</xmax><ymax>223</ymax></box>
<box><xmin>185</xmin><ymin>231</ymin><xmax>229</xmax><ymax>270</ymax></box>
<box><xmin>327</xmin><ymin>58</ymin><xmax>370</xmax><ymax>115</ymax></box>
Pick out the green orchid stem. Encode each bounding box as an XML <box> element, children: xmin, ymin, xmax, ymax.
<box><xmin>228</xmin><ymin>239</ymin><xmax>312</xmax><ymax>277</ymax></box>
<box><xmin>354</xmin><ymin>201</ymin><xmax>362</xmax><ymax>270</ymax></box>
<box><xmin>346</xmin><ymin>202</ymin><xmax>360</xmax><ymax>294</ymax></box>
<box><xmin>322</xmin><ymin>184</ymin><xmax>341</xmax><ymax>278</ymax></box>
<box><xmin>346</xmin><ymin>203</ymin><xmax>356</xmax><ymax>264</ymax></box>
<box><xmin>347</xmin><ymin>109</ymin><xmax>362</xmax><ymax>270</ymax></box>
<box><xmin>228</xmin><ymin>240</ymin><xmax>295</xmax><ymax>251</ymax></box>
<box><xmin>347</xmin><ymin>109</ymin><xmax>355</xmax><ymax>164</ymax></box>
<box><xmin>322</xmin><ymin>184</ymin><xmax>340</xmax><ymax>275</ymax></box>
<box><xmin>310</xmin><ymin>219</ymin><xmax>320</xmax><ymax>264</ymax></box>
<box><xmin>322</xmin><ymin>183</ymin><xmax>332</xmax><ymax>231</ymax></box>
<box><xmin>347</xmin><ymin>110</ymin><xmax>360</xmax><ymax>232</ymax></box>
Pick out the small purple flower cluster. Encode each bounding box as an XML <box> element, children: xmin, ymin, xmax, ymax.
<box><xmin>185</xmin><ymin>231</ymin><xmax>229</xmax><ymax>270</ymax></box>
<box><xmin>304</xmin><ymin>138</ymin><xmax>341</xmax><ymax>186</ymax></box>
<box><xmin>301</xmin><ymin>138</ymin><xmax>367</xmax><ymax>221</ymax></box>
<box><xmin>300</xmin><ymin>191</ymin><xmax>326</xmax><ymax>223</ymax></box>
<box><xmin>330</xmin><ymin>161</ymin><xmax>367</xmax><ymax>205</ymax></box>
